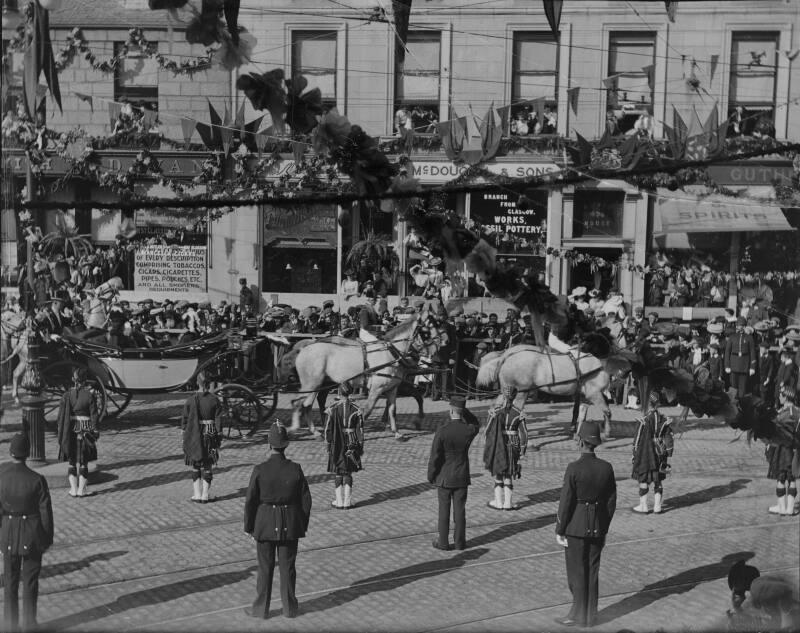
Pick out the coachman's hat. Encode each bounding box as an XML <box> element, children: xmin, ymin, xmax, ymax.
<box><xmin>268</xmin><ymin>421</ymin><xmax>290</xmax><ymax>449</ymax></box>
<box><xmin>577</xmin><ymin>419</ymin><xmax>602</xmax><ymax>446</ymax></box>
<box><xmin>9</xmin><ymin>433</ymin><xmax>30</xmax><ymax>459</ymax></box>
<box><xmin>449</xmin><ymin>395</ymin><xmax>467</xmax><ymax>409</ymax></box>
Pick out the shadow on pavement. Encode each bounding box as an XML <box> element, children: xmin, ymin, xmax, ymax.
<box><xmin>42</xmin><ymin>550</ymin><xmax>128</xmax><ymax>580</ymax></box>
<box><xmin>518</xmin><ymin>487</ymin><xmax>561</xmax><ymax>510</ymax></box>
<box><xmin>468</xmin><ymin>513</ymin><xmax>556</xmax><ymax>548</ymax></box>
<box><xmin>101</xmin><ymin>453</ymin><xmax>186</xmax><ymax>471</ymax></box>
<box><xmin>43</xmin><ymin>565</ymin><xmax>258</xmax><ymax>630</ymax></box>
<box><xmin>355</xmin><ymin>481</ymin><xmax>436</xmax><ymax>509</ymax></box>
<box><xmin>664</xmin><ymin>479</ymin><xmax>751</xmax><ymax>512</ymax></box>
<box><xmin>290</xmin><ymin>548</ymin><xmax>490</xmax><ymax>616</ymax></box>
<box><xmin>91</xmin><ymin>464</ymin><xmax>245</xmax><ymax>496</ymax></box>
<box><xmin>597</xmin><ymin>551</ymin><xmax>756</xmax><ymax>625</ymax></box>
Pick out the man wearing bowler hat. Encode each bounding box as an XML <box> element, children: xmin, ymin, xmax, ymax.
<box><xmin>555</xmin><ymin>419</ymin><xmax>616</xmax><ymax>628</ymax></box>
<box><xmin>427</xmin><ymin>396</ymin><xmax>480</xmax><ymax>551</ymax></box>
<box><xmin>244</xmin><ymin>422</ymin><xmax>312</xmax><ymax>620</ymax></box>
<box><xmin>724</xmin><ymin>316</ymin><xmax>757</xmax><ymax>398</ymax></box>
<box><xmin>0</xmin><ymin>433</ymin><xmax>54</xmax><ymax>632</ymax></box>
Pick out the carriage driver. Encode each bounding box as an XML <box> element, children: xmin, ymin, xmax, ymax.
<box><xmin>181</xmin><ymin>372</ymin><xmax>223</xmax><ymax>503</ymax></box>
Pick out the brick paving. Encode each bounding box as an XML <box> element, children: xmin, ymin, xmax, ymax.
<box><xmin>0</xmin><ymin>390</ymin><xmax>797</xmax><ymax>632</ymax></box>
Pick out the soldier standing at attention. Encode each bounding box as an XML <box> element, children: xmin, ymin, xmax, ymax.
<box><xmin>244</xmin><ymin>422</ymin><xmax>312</xmax><ymax>620</ymax></box>
<box><xmin>182</xmin><ymin>372</ymin><xmax>222</xmax><ymax>503</ymax></box>
<box><xmin>0</xmin><ymin>434</ymin><xmax>54</xmax><ymax>632</ymax></box>
<box><xmin>427</xmin><ymin>396</ymin><xmax>480</xmax><ymax>551</ymax></box>
<box><xmin>724</xmin><ymin>316</ymin><xmax>757</xmax><ymax>397</ymax></box>
<box><xmin>555</xmin><ymin>419</ymin><xmax>617</xmax><ymax>629</ymax></box>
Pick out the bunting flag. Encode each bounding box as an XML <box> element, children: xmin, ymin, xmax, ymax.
<box><xmin>74</xmin><ymin>92</ymin><xmax>94</xmax><ymax>112</ymax></box>
<box><xmin>542</xmin><ymin>0</ymin><xmax>563</xmax><ymax>40</ymax></box>
<box><xmin>234</xmin><ymin>99</ymin><xmax>246</xmax><ymax>135</ymax></box>
<box><xmin>180</xmin><ymin>117</ymin><xmax>196</xmax><ymax>148</ymax></box>
<box><xmin>672</xmin><ymin>105</ymin><xmax>688</xmax><ymax>138</ymax></box>
<box><xmin>567</xmin><ymin>86</ymin><xmax>580</xmax><ymax>115</ymax></box>
<box><xmin>567</xmin><ymin>130</ymin><xmax>593</xmax><ymax>166</ymax></box>
<box><xmin>663</xmin><ymin>123</ymin><xmax>685</xmax><ymax>160</ymax></box>
<box><xmin>22</xmin><ymin>0</ymin><xmax>62</xmax><ymax>120</ymax></box>
<box><xmin>196</xmin><ymin>100</ymin><xmax>224</xmax><ymax>151</ymax></box>
<box><xmin>435</xmin><ymin>111</ymin><xmax>467</xmax><ymax>162</ymax></box>
<box><xmin>709</xmin><ymin>55</ymin><xmax>719</xmax><ymax>85</ymax></box>
<box><xmin>241</xmin><ymin>114</ymin><xmax>264</xmax><ymax>151</ymax></box>
<box><xmin>642</xmin><ymin>64</ymin><xmax>655</xmax><ymax>89</ymax></box>
<box><xmin>223</xmin><ymin>0</ymin><xmax>241</xmax><ymax>46</ymax></box>
<box><xmin>108</xmin><ymin>101</ymin><xmax>122</xmax><ymax>127</ymax></box>
<box><xmin>665</xmin><ymin>1</ymin><xmax>677</xmax><ymax>22</ymax></box>
<box><xmin>254</xmin><ymin>131</ymin><xmax>268</xmax><ymax>154</ymax></box>
<box><xmin>220</xmin><ymin>103</ymin><xmax>233</xmax><ymax>155</ymax></box>
<box><xmin>291</xmin><ymin>140</ymin><xmax>305</xmax><ymax>164</ymax></box>
<box><xmin>602</xmin><ymin>75</ymin><xmax>619</xmax><ymax>93</ymax></box>
<box><xmin>393</xmin><ymin>0</ymin><xmax>413</xmax><ymax>64</ymax></box>
<box><xmin>495</xmin><ymin>104</ymin><xmax>512</xmax><ymax>133</ymax></box>
<box><xmin>683</xmin><ymin>104</ymin><xmax>727</xmax><ymax>161</ymax></box>
<box><xmin>461</xmin><ymin>109</ymin><xmax>484</xmax><ymax>165</ymax></box>
<box><xmin>141</xmin><ymin>108</ymin><xmax>158</xmax><ymax>130</ymax></box>
<box><xmin>479</xmin><ymin>104</ymin><xmax>503</xmax><ymax>162</ymax></box>
<box><xmin>619</xmin><ymin>134</ymin><xmax>647</xmax><ymax>169</ymax></box>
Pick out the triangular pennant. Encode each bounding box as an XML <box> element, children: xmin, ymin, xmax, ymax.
<box><xmin>254</xmin><ymin>131</ymin><xmax>268</xmax><ymax>155</ymax></box>
<box><xmin>641</xmin><ymin>64</ymin><xmax>655</xmax><ymax>89</ymax></box>
<box><xmin>568</xmin><ymin>130</ymin><xmax>593</xmax><ymax>166</ymax></box>
<box><xmin>664</xmin><ymin>1</ymin><xmax>677</xmax><ymax>23</ymax></box>
<box><xmin>709</xmin><ymin>55</ymin><xmax>719</xmax><ymax>85</ymax></box>
<box><xmin>672</xmin><ymin>105</ymin><xmax>688</xmax><ymax>139</ymax></box>
<box><xmin>195</xmin><ymin>123</ymin><xmax>216</xmax><ymax>151</ymax></box>
<box><xmin>206</xmin><ymin>100</ymin><xmax>223</xmax><ymax>150</ymax></box>
<box><xmin>479</xmin><ymin>104</ymin><xmax>503</xmax><ymax>161</ymax></box>
<box><xmin>567</xmin><ymin>87</ymin><xmax>580</xmax><ymax>115</ymax></box>
<box><xmin>685</xmin><ymin>107</ymin><xmax>708</xmax><ymax>161</ymax></box>
<box><xmin>495</xmin><ymin>105</ymin><xmax>512</xmax><ymax>134</ymax></box>
<box><xmin>703</xmin><ymin>103</ymin><xmax>727</xmax><ymax>157</ymax></box>
<box><xmin>663</xmin><ymin>123</ymin><xmax>685</xmax><ymax>160</ymax></box>
<box><xmin>75</xmin><ymin>92</ymin><xmax>94</xmax><ymax>112</ymax></box>
<box><xmin>597</xmin><ymin>129</ymin><xmax>615</xmax><ymax>150</ymax></box>
<box><xmin>543</xmin><ymin>0</ymin><xmax>563</xmax><ymax>40</ymax></box>
<box><xmin>435</xmin><ymin>115</ymin><xmax>466</xmax><ymax>162</ymax></box>
<box><xmin>240</xmin><ymin>115</ymin><xmax>264</xmax><ymax>151</ymax></box>
<box><xmin>235</xmin><ymin>99</ymin><xmax>246</xmax><ymax>134</ymax></box>
<box><xmin>220</xmin><ymin>103</ymin><xmax>233</xmax><ymax>156</ymax></box>
<box><xmin>23</xmin><ymin>1</ymin><xmax>63</xmax><ymax>119</ymax></box>
<box><xmin>393</xmin><ymin>0</ymin><xmax>413</xmax><ymax>64</ymax></box>
<box><xmin>602</xmin><ymin>75</ymin><xmax>619</xmax><ymax>92</ymax></box>
<box><xmin>180</xmin><ymin>117</ymin><xmax>196</xmax><ymax>148</ymax></box>
<box><xmin>108</xmin><ymin>101</ymin><xmax>123</xmax><ymax>127</ymax></box>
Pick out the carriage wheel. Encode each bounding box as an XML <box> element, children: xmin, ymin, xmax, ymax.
<box><xmin>103</xmin><ymin>389</ymin><xmax>133</xmax><ymax>420</ymax></box>
<box><xmin>41</xmin><ymin>361</ymin><xmax>108</xmax><ymax>425</ymax></box>
<box><xmin>215</xmin><ymin>384</ymin><xmax>262</xmax><ymax>438</ymax></box>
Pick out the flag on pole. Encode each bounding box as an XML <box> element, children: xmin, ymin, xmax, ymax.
<box><xmin>543</xmin><ymin>0</ymin><xmax>563</xmax><ymax>40</ymax></box>
<box><xmin>664</xmin><ymin>1</ymin><xmax>677</xmax><ymax>22</ymax></box>
<box><xmin>74</xmin><ymin>92</ymin><xmax>94</xmax><ymax>112</ymax></box>
<box><xmin>22</xmin><ymin>0</ymin><xmax>62</xmax><ymax>120</ymax></box>
<box><xmin>567</xmin><ymin>87</ymin><xmax>580</xmax><ymax>115</ymax></box>
<box><xmin>479</xmin><ymin>104</ymin><xmax>503</xmax><ymax>161</ymax></box>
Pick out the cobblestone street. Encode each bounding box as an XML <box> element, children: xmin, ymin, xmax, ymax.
<box><xmin>0</xmin><ymin>392</ymin><xmax>797</xmax><ymax>632</ymax></box>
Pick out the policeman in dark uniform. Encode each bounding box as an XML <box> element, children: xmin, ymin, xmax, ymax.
<box><xmin>317</xmin><ymin>300</ymin><xmax>339</xmax><ymax>335</ymax></box>
<box><xmin>724</xmin><ymin>316</ymin><xmax>757</xmax><ymax>397</ymax></box>
<box><xmin>244</xmin><ymin>422</ymin><xmax>312</xmax><ymax>619</ymax></box>
<box><xmin>0</xmin><ymin>433</ymin><xmax>54</xmax><ymax>632</ymax></box>
<box><xmin>427</xmin><ymin>396</ymin><xmax>480</xmax><ymax>551</ymax></box>
<box><xmin>555</xmin><ymin>419</ymin><xmax>617</xmax><ymax>628</ymax></box>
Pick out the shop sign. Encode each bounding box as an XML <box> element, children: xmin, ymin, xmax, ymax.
<box><xmin>411</xmin><ymin>161</ymin><xmax>560</xmax><ymax>183</ymax></box>
<box><xmin>134</xmin><ymin>245</ymin><xmax>207</xmax><ymax>293</ymax></box>
<box><xmin>706</xmin><ymin>162</ymin><xmax>794</xmax><ymax>186</ymax></box>
<box><xmin>4</xmin><ymin>152</ymin><xmax>211</xmax><ymax>176</ymax></box>
<box><xmin>263</xmin><ymin>204</ymin><xmax>337</xmax><ymax>234</ymax></box>
<box><xmin>135</xmin><ymin>208</ymin><xmax>208</xmax><ymax>245</ymax></box>
<box><xmin>656</xmin><ymin>194</ymin><xmax>792</xmax><ymax>233</ymax></box>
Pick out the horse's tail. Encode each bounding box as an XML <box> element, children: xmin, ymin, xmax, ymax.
<box><xmin>476</xmin><ymin>353</ymin><xmax>504</xmax><ymax>388</ymax></box>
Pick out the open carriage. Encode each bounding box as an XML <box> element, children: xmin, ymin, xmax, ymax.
<box><xmin>36</xmin><ymin>330</ymin><xmax>280</xmax><ymax>438</ymax></box>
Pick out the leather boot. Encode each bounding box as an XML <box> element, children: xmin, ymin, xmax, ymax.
<box><xmin>632</xmin><ymin>496</ymin><xmax>649</xmax><ymax>513</ymax></box>
<box><xmin>488</xmin><ymin>485</ymin><xmax>503</xmax><ymax>509</ymax></box>
<box><xmin>653</xmin><ymin>492</ymin><xmax>663</xmax><ymax>514</ymax></box>
<box><xmin>77</xmin><ymin>475</ymin><xmax>89</xmax><ymax>497</ymax></box>
<box><xmin>503</xmin><ymin>486</ymin><xmax>518</xmax><ymax>510</ymax></box>
<box><xmin>68</xmin><ymin>474</ymin><xmax>79</xmax><ymax>497</ymax></box>
<box><xmin>343</xmin><ymin>484</ymin><xmax>353</xmax><ymax>509</ymax></box>
<box><xmin>201</xmin><ymin>480</ymin><xmax>211</xmax><ymax>503</ymax></box>
<box><xmin>332</xmin><ymin>485</ymin><xmax>343</xmax><ymax>508</ymax></box>
<box><xmin>768</xmin><ymin>494</ymin><xmax>786</xmax><ymax>515</ymax></box>
<box><xmin>191</xmin><ymin>479</ymin><xmax>202</xmax><ymax>502</ymax></box>
<box><xmin>784</xmin><ymin>493</ymin><xmax>797</xmax><ymax>516</ymax></box>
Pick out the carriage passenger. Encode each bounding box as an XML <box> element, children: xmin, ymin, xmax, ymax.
<box><xmin>56</xmin><ymin>367</ymin><xmax>101</xmax><ymax>497</ymax></box>
<box><xmin>181</xmin><ymin>372</ymin><xmax>222</xmax><ymax>503</ymax></box>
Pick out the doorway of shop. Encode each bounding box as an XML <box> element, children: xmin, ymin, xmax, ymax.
<box><xmin>568</xmin><ymin>248</ymin><xmax>621</xmax><ymax>296</ymax></box>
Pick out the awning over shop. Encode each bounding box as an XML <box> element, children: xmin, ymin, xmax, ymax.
<box><xmin>654</xmin><ymin>192</ymin><xmax>793</xmax><ymax>234</ymax></box>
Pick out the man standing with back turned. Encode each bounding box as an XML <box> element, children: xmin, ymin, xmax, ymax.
<box><xmin>555</xmin><ymin>420</ymin><xmax>617</xmax><ymax>628</ymax></box>
<box><xmin>427</xmin><ymin>395</ymin><xmax>480</xmax><ymax>551</ymax></box>
<box><xmin>0</xmin><ymin>433</ymin><xmax>54</xmax><ymax>632</ymax></box>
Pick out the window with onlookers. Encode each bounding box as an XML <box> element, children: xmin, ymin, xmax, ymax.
<box><xmin>1</xmin><ymin>40</ymin><xmax>24</xmax><ymax>117</ymax></box>
<box><xmin>572</xmin><ymin>190</ymin><xmax>625</xmax><ymax>238</ymax></box>
<box><xmin>291</xmin><ymin>30</ymin><xmax>337</xmax><ymax>113</ymax></box>
<box><xmin>114</xmin><ymin>42</ymin><xmax>159</xmax><ymax>111</ymax></box>
<box><xmin>727</xmin><ymin>32</ymin><xmax>779</xmax><ymax>138</ymax></box>
<box><xmin>395</xmin><ymin>31</ymin><xmax>441</xmax><ymax>133</ymax></box>
<box><xmin>607</xmin><ymin>32</ymin><xmax>655</xmax><ymax>134</ymax></box>
<box><xmin>510</xmin><ymin>32</ymin><xmax>558</xmax><ymax>135</ymax></box>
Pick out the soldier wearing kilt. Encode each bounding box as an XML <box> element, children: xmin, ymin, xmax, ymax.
<box><xmin>483</xmin><ymin>402</ymin><xmax>528</xmax><ymax>511</ymax></box>
<box><xmin>631</xmin><ymin>392</ymin><xmax>674</xmax><ymax>514</ymax></box>
<box><xmin>324</xmin><ymin>388</ymin><xmax>364</xmax><ymax>509</ymax></box>
<box><xmin>56</xmin><ymin>367</ymin><xmax>100</xmax><ymax>498</ymax></box>
<box><xmin>182</xmin><ymin>373</ymin><xmax>222</xmax><ymax>503</ymax></box>
<box><xmin>766</xmin><ymin>385</ymin><xmax>800</xmax><ymax>516</ymax></box>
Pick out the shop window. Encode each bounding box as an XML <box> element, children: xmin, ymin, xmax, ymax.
<box><xmin>262</xmin><ymin>204</ymin><xmax>338</xmax><ymax>294</ymax></box>
<box><xmin>114</xmin><ymin>42</ymin><xmax>159</xmax><ymax>111</ymax></box>
<box><xmin>572</xmin><ymin>190</ymin><xmax>624</xmax><ymax>238</ymax></box>
<box><xmin>510</xmin><ymin>32</ymin><xmax>558</xmax><ymax>135</ymax></box>
<box><xmin>395</xmin><ymin>31</ymin><xmax>441</xmax><ymax>133</ymax></box>
<box><xmin>727</xmin><ymin>32</ymin><xmax>779</xmax><ymax>137</ymax></box>
<box><xmin>291</xmin><ymin>30</ymin><xmax>337</xmax><ymax>112</ymax></box>
<box><xmin>607</xmin><ymin>32</ymin><xmax>655</xmax><ymax>134</ymax></box>
<box><xmin>570</xmin><ymin>248</ymin><xmax>621</xmax><ymax>297</ymax></box>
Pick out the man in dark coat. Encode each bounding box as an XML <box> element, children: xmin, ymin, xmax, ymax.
<box><xmin>244</xmin><ymin>422</ymin><xmax>312</xmax><ymax>620</ymax></box>
<box><xmin>774</xmin><ymin>346</ymin><xmax>798</xmax><ymax>404</ymax></box>
<box><xmin>427</xmin><ymin>396</ymin><xmax>480</xmax><ymax>551</ymax></box>
<box><xmin>555</xmin><ymin>419</ymin><xmax>617</xmax><ymax>628</ymax></box>
<box><xmin>0</xmin><ymin>434</ymin><xmax>54</xmax><ymax>632</ymax></box>
<box><xmin>757</xmin><ymin>340</ymin><xmax>778</xmax><ymax>406</ymax></box>
<box><xmin>724</xmin><ymin>316</ymin><xmax>757</xmax><ymax>397</ymax></box>
<box><xmin>181</xmin><ymin>373</ymin><xmax>222</xmax><ymax>503</ymax></box>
